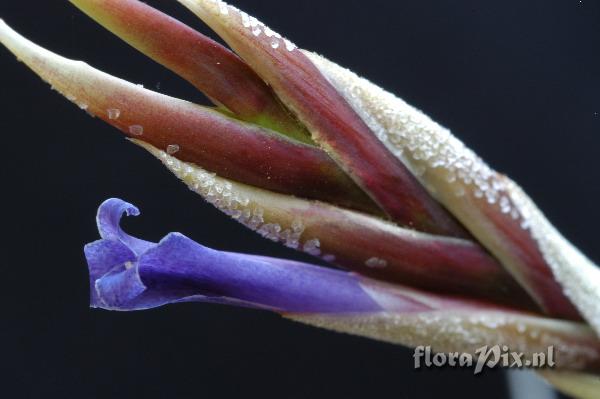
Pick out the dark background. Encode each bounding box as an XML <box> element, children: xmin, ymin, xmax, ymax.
<box><xmin>1</xmin><ymin>1</ymin><xmax>598</xmax><ymax>398</ymax></box>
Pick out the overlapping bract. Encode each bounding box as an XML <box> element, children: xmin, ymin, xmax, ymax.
<box><xmin>2</xmin><ymin>0</ymin><xmax>600</xmax><ymax>396</ymax></box>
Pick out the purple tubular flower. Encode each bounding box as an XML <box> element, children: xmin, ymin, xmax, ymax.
<box><xmin>4</xmin><ymin>1</ymin><xmax>600</xmax><ymax>394</ymax></box>
<box><xmin>84</xmin><ymin>199</ymin><xmax>600</xmax><ymax>378</ymax></box>
<box><xmin>85</xmin><ymin>199</ymin><xmax>427</xmax><ymax>314</ymax></box>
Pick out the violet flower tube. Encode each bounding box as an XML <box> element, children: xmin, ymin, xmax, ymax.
<box><xmin>84</xmin><ymin>199</ymin><xmax>600</xmax><ymax>381</ymax></box>
<box><xmin>2</xmin><ymin>0</ymin><xmax>600</xmax><ymax>396</ymax></box>
<box><xmin>86</xmin><ymin>198</ymin><xmax>425</xmax><ymax>314</ymax></box>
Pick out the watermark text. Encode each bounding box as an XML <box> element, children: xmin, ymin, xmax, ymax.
<box><xmin>413</xmin><ymin>346</ymin><xmax>555</xmax><ymax>374</ymax></box>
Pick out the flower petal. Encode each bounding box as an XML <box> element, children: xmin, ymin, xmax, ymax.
<box><xmin>69</xmin><ymin>0</ymin><xmax>311</xmax><ymax>142</ymax></box>
<box><xmin>96</xmin><ymin>198</ymin><xmax>153</xmax><ymax>255</ymax></box>
<box><xmin>87</xmin><ymin>198</ymin><xmax>425</xmax><ymax>314</ymax></box>
<box><xmin>86</xmin><ymin>201</ymin><xmax>600</xmax><ymax>374</ymax></box>
<box><xmin>84</xmin><ymin>239</ymin><xmax>136</xmax><ymax>307</ymax></box>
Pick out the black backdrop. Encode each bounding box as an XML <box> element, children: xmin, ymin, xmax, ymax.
<box><xmin>0</xmin><ymin>1</ymin><xmax>598</xmax><ymax>398</ymax></box>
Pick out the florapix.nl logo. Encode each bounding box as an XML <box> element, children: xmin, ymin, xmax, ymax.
<box><xmin>413</xmin><ymin>346</ymin><xmax>556</xmax><ymax>375</ymax></box>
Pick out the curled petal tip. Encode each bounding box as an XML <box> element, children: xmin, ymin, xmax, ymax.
<box><xmin>86</xmin><ymin>198</ymin><xmax>600</xmax><ymax>373</ymax></box>
<box><xmin>6</xmin><ymin>0</ymin><xmax>600</xmax><ymax>381</ymax></box>
<box><xmin>86</xmin><ymin>198</ymin><xmax>409</xmax><ymax>314</ymax></box>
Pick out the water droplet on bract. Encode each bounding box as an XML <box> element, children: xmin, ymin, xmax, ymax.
<box><xmin>167</xmin><ymin>144</ymin><xmax>180</xmax><ymax>155</ymax></box>
<box><xmin>323</xmin><ymin>254</ymin><xmax>336</xmax><ymax>263</ymax></box>
<box><xmin>284</xmin><ymin>39</ymin><xmax>296</xmax><ymax>52</ymax></box>
<box><xmin>107</xmin><ymin>108</ymin><xmax>121</xmax><ymax>120</ymax></box>
<box><xmin>129</xmin><ymin>125</ymin><xmax>144</xmax><ymax>136</ymax></box>
<box><xmin>271</xmin><ymin>41</ymin><xmax>280</xmax><ymax>49</ymax></box>
<box><xmin>303</xmin><ymin>239</ymin><xmax>321</xmax><ymax>256</ymax></box>
<box><xmin>365</xmin><ymin>257</ymin><xmax>388</xmax><ymax>269</ymax></box>
<box><xmin>241</xmin><ymin>12</ymin><xmax>251</xmax><ymax>27</ymax></box>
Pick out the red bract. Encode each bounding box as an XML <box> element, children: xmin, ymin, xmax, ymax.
<box><xmin>70</xmin><ymin>0</ymin><xmax>310</xmax><ymax>143</ymax></box>
<box><xmin>178</xmin><ymin>0</ymin><xmax>469</xmax><ymax>237</ymax></box>
<box><xmin>2</xmin><ymin>0</ymin><xmax>600</xmax><ymax>396</ymax></box>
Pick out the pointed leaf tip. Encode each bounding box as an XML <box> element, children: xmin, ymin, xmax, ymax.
<box><xmin>69</xmin><ymin>0</ymin><xmax>311</xmax><ymax>143</ymax></box>
<box><xmin>0</xmin><ymin>20</ymin><xmax>381</xmax><ymax>214</ymax></box>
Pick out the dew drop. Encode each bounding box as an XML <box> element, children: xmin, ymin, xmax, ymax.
<box><xmin>129</xmin><ymin>125</ymin><xmax>144</xmax><ymax>136</ymax></box>
<box><xmin>284</xmin><ymin>39</ymin><xmax>296</xmax><ymax>51</ymax></box>
<box><xmin>365</xmin><ymin>257</ymin><xmax>388</xmax><ymax>269</ymax></box>
<box><xmin>323</xmin><ymin>254</ymin><xmax>336</xmax><ymax>263</ymax></box>
<box><xmin>303</xmin><ymin>239</ymin><xmax>321</xmax><ymax>256</ymax></box>
<box><xmin>107</xmin><ymin>108</ymin><xmax>121</xmax><ymax>120</ymax></box>
<box><xmin>241</xmin><ymin>12</ymin><xmax>251</xmax><ymax>27</ymax></box>
<box><xmin>454</xmin><ymin>186</ymin><xmax>466</xmax><ymax>197</ymax></box>
<box><xmin>271</xmin><ymin>40</ymin><xmax>280</xmax><ymax>49</ymax></box>
<box><xmin>167</xmin><ymin>144</ymin><xmax>180</xmax><ymax>155</ymax></box>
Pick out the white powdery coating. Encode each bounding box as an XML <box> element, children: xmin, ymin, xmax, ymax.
<box><xmin>305</xmin><ymin>51</ymin><xmax>520</xmax><ymax>221</ymax></box>
<box><xmin>201</xmin><ymin>0</ymin><xmax>296</xmax><ymax>52</ymax></box>
<box><xmin>305</xmin><ymin>51</ymin><xmax>600</xmax><ymax>336</ymax></box>
<box><xmin>140</xmin><ymin>143</ymin><xmax>320</xmax><ymax>253</ymax></box>
<box><xmin>538</xmin><ymin>371</ymin><xmax>600</xmax><ymax>399</ymax></box>
<box><xmin>289</xmin><ymin>311</ymin><xmax>600</xmax><ymax>370</ymax></box>
<box><xmin>507</xmin><ymin>181</ymin><xmax>600</xmax><ymax>336</ymax></box>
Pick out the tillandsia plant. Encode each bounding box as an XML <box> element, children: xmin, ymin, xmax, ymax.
<box><xmin>1</xmin><ymin>0</ymin><xmax>600</xmax><ymax>397</ymax></box>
